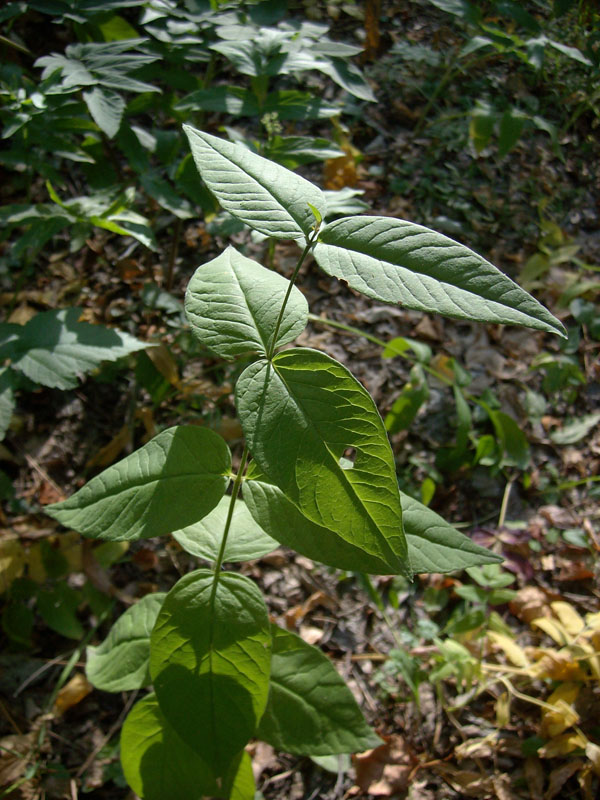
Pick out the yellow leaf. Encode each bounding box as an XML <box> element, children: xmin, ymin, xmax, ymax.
<box><xmin>586</xmin><ymin>742</ymin><xmax>600</xmax><ymax>776</ymax></box>
<box><xmin>54</xmin><ymin>673</ymin><xmax>93</xmax><ymax>714</ymax></box>
<box><xmin>146</xmin><ymin>343</ymin><xmax>181</xmax><ymax>389</ymax></box>
<box><xmin>496</xmin><ymin>691</ymin><xmax>510</xmax><ymax>727</ymax></box>
<box><xmin>531</xmin><ymin>648</ymin><xmax>587</xmax><ymax>681</ymax></box>
<box><xmin>532</xmin><ymin>616</ymin><xmax>572</xmax><ymax>645</ymax></box>
<box><xmin>541</xmin><ymin>683</ymin><xmax>581</xmax><ymax>739</ymax></box>
<box><xmin>0</xmin><ymin>536</ymin><xmax>26</xmax><ymax>593</ymax></box>
<box><xmin>551</xmin><ymin>601</ymin><xmax>584</xmax><ymax>636</ymax></box>
<box><xmin>488</xmin><ymin>630</ymin><xmax>529</xmax><ymax>667</ymax></box>
<box><xmin>539</xmin><ymin>731</ymin><xmax>587</xmax><ymax>758</ymax></box>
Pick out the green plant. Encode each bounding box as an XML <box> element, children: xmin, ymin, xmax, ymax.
<box><xmin>44</xmin><ymin>127</ymin><xmax>565</xmax><ymax>798</ymax></box>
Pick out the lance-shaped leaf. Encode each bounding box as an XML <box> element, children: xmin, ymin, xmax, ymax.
<box><xmin>173</xmin><ymin>495</ymin><xmax>278</xmax><ymax>563</ymax></box>
<box><xmin>244</xmin><ymin>476</ymin><xmax>500</xmax><ymax>574</ymax></box>
<box><xmin>313</xmin><ymin>217</ymin><xmax>566</xmax><ymax>336</ymax></box>
<box><xmin>86</xmin><ymin>593</ymin><xmax>166</xmax><ymax>692</ymax></box>
<box><xmin>0</xmin><ymin>308</ymin><xmax>151</xmax><ymax>390</ymax></box>
<box><xmin>257</xmin><ymin>625</ymin><xmax>381</xmax><ymax>755</ymax></box>
<box><xmin>183</xmin><ymin>126</ymin><xmax>326</xmax><ymax>241</ymax></box>
<box><xmin>121</xmin><ymin>693</ymin><xmax>251</xmax><ymax>800</ymax></box>
<box><xmin>400</xmin><ymin>493</ymin><xmax>503</xmax><ymax>573</ymax></box>
<box><xmin>46</xmin><ymin>427</ymin><xmax>231</xmax><ymax>541</ymax></box>
<box><xmin>185</xmin><ymin>246</ymin><xmax>308</xmax><ymax>359</ymax></box>
<box><xmin>150</xmin><ymin>570</ymin><xmax>271</xmax><ymax>776</ymax></box>
<box><xmin>235</xmin><ymin>348</ymin><xmax>407</xmax><ymax>572</ymax></box>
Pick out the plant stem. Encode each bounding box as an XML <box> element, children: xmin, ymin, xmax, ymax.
<box><xmin>166</xmin><ymin>218</ymin><xmax>182</xmax><ymax>291</ymax></box>
<box><xmin>212</xmin><ymin>444</ymin><xmax>250</xmax><ymax>579</ymax></box>
<box><xmin>267</xmin><ymin>234</ymin><xmax>317</xmax><ymax>359</ymax></box>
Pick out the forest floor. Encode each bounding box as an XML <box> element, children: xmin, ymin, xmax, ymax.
<box><xmin>1</xmin><ymin>1</ymin><xmax>599</xmax><ymax>799</ymax></box>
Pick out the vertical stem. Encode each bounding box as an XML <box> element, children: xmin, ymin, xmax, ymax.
<box><xmin>166</xmin><ymin>218</ymin><xmax>182</xmax><ymax>291</ymax></box>
<box><xmin>211</xmin><ymin>445</ymin><xmax>250</xmax><ymax>581</ymax></box>
<box><xmin>267</xmin><ymin>234</ymin><xmax>317</xmax><ymax>359</ymax></box>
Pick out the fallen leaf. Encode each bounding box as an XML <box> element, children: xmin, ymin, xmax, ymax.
<box><xmin>524</xmin><ymin>756</ymin><xmax>544</xmax><ymax>799</ymax></box>
<box><xmin>54</xmin><ymin>672</ymin><xmax>93</xmax><ymax>714</ymax></box>
<box><xmin>539</xmin><ymin>731</ymin><xmax>587</xmax><ymax>758</ymax></box>
<box><xmin>544</xmin><ymin>759</ymin><xmax>584</xmax><ymax>799</ymax></box>
<box><xmin>509</xmin><ymin>586</ymin><xmax>555</xmax><ymax>624</ymax></box>
<box><xmin>353</xmin><ymin>735</ymin><xmax>417</xmax><ymax>796</ymax></box>
<box><xmin>540</xmin><ymin>683</ymin><xmax>580</xmax><ymax>738</ymax></box>
<box><xmin>86</xmin><ymin>425</ymin><xmax>132</xmax><ymax>468</ymax></box>
<box><xmin>299</xmin><ymin>625</ymin><xmax>323</xmax><ymax>645</ymax></box>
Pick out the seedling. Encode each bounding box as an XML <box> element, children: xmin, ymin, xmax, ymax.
<box><xmin>46</xmin><ymin>128</ymin><xmax>564</xmax><ymax>799</ymax></box>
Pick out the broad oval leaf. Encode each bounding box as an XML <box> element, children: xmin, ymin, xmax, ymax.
<box><xmin>257</xmin><ymin>625</ymin><xmax>381</xmax><ymax>755</ymax></box>
<box><xmin>244</xmin><ymin>476</ymin><xmax>500</xmax><ymax>574</ymax></box>
<box><xmin>46</xmin><ymin>426</ymin><xmax>231</xmax><ymax>541</ymax></box>
<box><xmin>0</xmin><ymin>308</ymin><xmax>150</xmax><ymax>390</ymax></box>
<box><xmin>235</xmin><ymin>348</ymin><xmax>407</xmax><ymax>572</ymax></box>
<box><xmin>172</xmin><ymin>495</ymin><xmax>278</xmax><ymax>563</ymax></box>
<box><xmin>183</xmin><ymin>126</ymin><xmax>326</xmax><ymax>241</ymax></box>
<box><xmin>86</xmin><ymin>593</ymin><xmax>166</xmax><ymax>692</ymax></box>
<box><xmin>185</xmin><ymin>246</ymin><xmax>308</xmax><ymax>359</ymax></box>
<box><xmin>314</xmin><ymin>217</ymin><xmax>566</xmax><ymax>336</ymax></box>
<box><xmin>121</xmin><ymin>693</ymin><xmax>246</xmax><ymax>800</ymax></box>
<box><xmin>150</xmin><ymin>570</ymin><xmax>271</xmax><ymax>776</ymax></box>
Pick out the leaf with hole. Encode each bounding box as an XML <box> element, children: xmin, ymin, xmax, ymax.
<box><xmin>150</xmin><ymin>570</ymin><xmax>271</xmax><ymax>776</ymax></box>
<box><xmin>46</xmin><ymin>426</ymin><xmax>231</xmax><ymax>541</ymax></box>
<box><xmin>236</xmin><ymin>348</ymin><xmax>407</xmax><ymax>572</ymax></box>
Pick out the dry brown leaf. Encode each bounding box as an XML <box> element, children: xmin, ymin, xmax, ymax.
<box><xmin>509</xmin><ymin>586</ymin><xmax>555</xmax><ymax>624</ymax></box>
<box><xmin>146</xmin><ymin>343</ymin><xmax>181</xmax><ymax>389</ymax></box>
<box><xmin>431</xmin><ymin>763</ymin><xmax>493</xmax><ymax>796</ymax></box>
<box><xmin>362</xmin><ymin>0</ymin><xmax>380</xmax><ymax>61</ymax></box>
<box><xmin>247</xmin><ymin>741</ymin><xmax>278</xmax><ymax>782</ymax></box>
<box><xmin>493</xmin><ymin>773</ymin><xmax>516</xmax><ymax>800</ymax></box>
<box><xmin>0</xmin><ymin>732</ymin><xmax>35</xmax><ymax>787</ymax></box>
<box><xmin>544</xmin><ymin>759</ymin><xmax>584</xmax><ymax>799</ymax></box>
<box><xmin>585</xmin><ymin>741</ymin><xmax>600</xmax><ymax>776</ymax></box>
<box><xmin>54</xmin><ymin>672</ymin><xmax>93</xmax><ymax>714</ymax></box>
<box><xmin>353</xmin><ymin>735</ymin><xmax>417</xmax><ymax>796</ymax></box>
<box><xmin>299</xmin><ymin>625</ymin><xmax>323</xmax><ymax>645</ymax></box>
<box><xmin>524</xmin><ymin>756</ymin><xmax>544</xmax><ymax>799</ymax></box>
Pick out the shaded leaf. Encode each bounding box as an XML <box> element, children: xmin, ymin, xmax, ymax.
<box><xmin>150</xmin><ymin>570</ymin><xmax>271</xmax><ymax>776</ymax></box>
<box><xmin>86</xmin><ymin>593</ymin><xmax>166</xmax><ymax>692</ymax></box>
<box><xmin>257</xmin><ymin>625</ymin><xmax>381</xmax><ymax>755</ymax></box>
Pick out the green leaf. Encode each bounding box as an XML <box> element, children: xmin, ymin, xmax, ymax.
<box><xmin>150</xmin><ymin>570</ymin><xmax>271</xmax><ymax>776</ymax></box>
<box><xmin>401</xmin><ymin>492</ymin><xmax>503</xmax><ymax>573</ymax></box>
<box><xmin>184</xmin><ymin>246</ymin><xmax>308</xmax><ymax>359</ymax></box>
<box><xmin>313</xmin><ymin>217</ymin><xmax>566</xmax><ymax>336</ymax></box>
<box><xmin>37</xmin><ymin>584</ymin><xmax>84</xmax><ymax>639</ymax></box>
<box><xmin>175</xmin><ymin>88</ymin><xmax>339</xmax><ymax>120</ymax></box>
<box><xmin>86</xmin><ymin>593</ymin><xmax>166</xmax><ymax>692</ymax></box>
<box><xmin>172</xmin><ymin>496</ymin><xmax>278</xmax><ymax>563</ymax></box>
<box><xmin>266</xmin><ymin>136</ymin><xmax>344</xmax><ymax>168</ymax></box>
<box><xmin>236</xmin><ymin>348</ymin><xmax>407</xmax><ymax>572</ymax></box>
<box><xmin>46</xmin><ymin>426</ymin><xmax>231</xmax><ymax>541</ymax></box>
<box><xmin>257</xmin><ymin>625</ymin><xmax>381</xmax><ymax>755</ymax></box>
<box><xmin>83</xmin><ymin>87</ymin><xmax>125</xmax><ymax>138</ymax></box>
<box><xmin>0</xmin><ymin>368</ymin><xmax>17</xmax><ymax>441</ymax></box>
<box><xmin>484</xmin><ymin>407</ymin><xmax>530</xmax><ymax>469</ymax></box>
<box><xmin>182</xmin><ymin>126</ymin><xmax>326</xmax><ymax>241</ymax></box>
<box><xmin>120</xmin><ymin>693</ymin><xmax>221</xmax><ymax>800</ymax></box>
<box><xmin>385</xmin><ymin>366</ymin><xmax>428</xmax><ymax>434</ymax></box>
<box><xmin>498</xmin><ymin>110</ymin><xmax>525</xmax><ymax>158</ymax></box>
<box><xmin>549</xmin><ymin>412</ymin><xmax>600</xmax><ymax>445</ymax></box>
<box><xmin>0</xmin><ymin>308</ymin><xmax>149</xmax><ymax>390</ymax></box>
<box><xmin>243</xmin><ymin>476</ymin><xmax>398</xmax><ymax>574</ymax></box>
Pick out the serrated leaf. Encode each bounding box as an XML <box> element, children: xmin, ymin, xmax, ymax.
<box><xmin>83</xmin><ymin>86</ymin><xmax>124</xmax><ymax>138</ymax></box>
<box><xmin>183</xmin><ymin>126</ymin><xmax>326</xmax><ymax>241</ymax></box>
<box><xmin>150</xmin><ymin>570</ymin><xmax>271</xmax><ymax>776</ymax></box>
<box><xmin>257</xmin><ymin>625</ymin><xmax>381</xmax><ymax>755</ymax></box>
<box><xmin>184</xmin><ymin>246</ymin><xmax>308</xmax><ymax>359</ymax></box>
<box><xmin>0</xmin><ymin>308</ymin><xmax>149</xmax><ymax>390</ymax></box>
<box><xmin>46</xmin><ymin>426</ymin><xmax>231</xmax><ymax>541</ymax></box>
<box><xmin>86</xmin><ymin>593</ymin><xmax>166</xmax><ymax>692</ymax></box>
<box><xmin>235</xmin><ymin>348</ymin><xmax>407</xmax><ymax>572</ymax></box>
<box><xmin>243</xmin><ymin>477</ymin><xmax>397</xmax><ymax>573</ymax></box>
<box><xmin>313</xmin><ymin>217</ymin><xmax>565</xmax><ymax>336</ymax></box>
<box><xmin>402</xmin><ymin>492</ymin><xmax>502</xmax><ymax>573</ymax></box>
<box><xmin>173</xmin><ymin>495</ymin><xmax>277</xmax><ymax>563</ymax></box>
<box><xmin>120</xmin><ymin>693</ymin><xmax>221</xmax><ymax>800</ymax></box>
